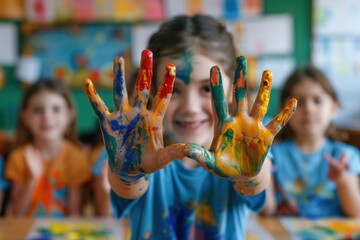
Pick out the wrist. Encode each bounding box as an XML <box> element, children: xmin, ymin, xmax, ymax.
<box><xmin>233</xmin><ymin>158</ymin><xmax>271</xmax><ymax>196</ymax></box>
<box><xmin>108</xmin><ymin>169</ymin><xmax>149</xmax><ymax>199</ymax></box>
<box><xmin>333</xmin><ymin>172</ymin><xmax>349</xmax><ymax>186</ymax></box>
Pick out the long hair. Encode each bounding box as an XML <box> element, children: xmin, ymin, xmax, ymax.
<box><xmin>147</xmin><ymin>14</ymin><xmax>236</xmax><ymax>96</ymax></box>
<box><xmin>277</xmin><ymin>66</ymin><xmax>339</xmax><ymax>141</ymax></box>
<box><xmin>14</xmin><ymin>79</ymin><xmax>79</xmax><ymax>147</ymax></box>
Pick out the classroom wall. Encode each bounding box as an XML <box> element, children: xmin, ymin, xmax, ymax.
<box><xmin>263</xmin><ymin>0</ymin><xmax>311</xmax><ymax>117</ymax></box>
<box><xmin>0</xmin><ymin>0</ymin><xmax>311</xmax><ymax>136</ymax></box>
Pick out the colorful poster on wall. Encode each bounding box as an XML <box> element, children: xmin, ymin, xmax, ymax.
<box><xmin>25</xmin><ymin>24</ymin><xmax>132</xmax><ymax>88</ymax></box>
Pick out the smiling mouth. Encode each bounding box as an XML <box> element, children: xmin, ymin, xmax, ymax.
<box><xmin>175</xmin><ymin>120</ymin><xmax>207</xmax><ymax>130</ymax></box>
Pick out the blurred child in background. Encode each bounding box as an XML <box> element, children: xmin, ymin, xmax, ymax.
<box><xmin>262</xmin><ymin>66</ymin><xmax>360</xmax><ymax>218</ymax></box>
<box><xmin>5</xmin><ymin>79</ymin><xmax>90</xmax><ymax>217</ymax></box>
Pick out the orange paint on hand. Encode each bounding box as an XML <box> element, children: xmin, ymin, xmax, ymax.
<box><xmin>236</xmin><ymin>70</ymin><xmax>246</xmax><ymax>88</ymax></box>
<box><xmin>210</xmin><ymin>66</ymin><xmax>220</xmax><ymax>86</ymax></box>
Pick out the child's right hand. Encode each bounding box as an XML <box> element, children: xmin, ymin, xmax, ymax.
<box><xmin>325</xmin><ymin>153</ymin><xmax>349</xmax><ymax>183</ymax></box>
<box><xmin>84</xmin><ymin>50</ymin><xmax>187</xmax><ymax>182</ymax></box>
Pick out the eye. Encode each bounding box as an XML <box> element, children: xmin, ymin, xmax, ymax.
<box><xmin>200</xmin><ymin>84</ymin><xmax>211</xmax><ymax>94</ymax></box>
<box><xmin>172</xmin><ymin>86</ymin><xmax>181</xmax><ymax>96</ymax></box>
<box><xmin>52</xmin><ymin>105</ymin><xmax>62</xmax><ymax>113</ymax></box>
<box><xmin>32</xmin><ymin>106</ymin><xmax>44</xmax><ymax>114</ymax></box>
<box><xmin>314</xmin><ymin>97</ymin><xmax>322</xmax><ymax>105</ymax></box>
<box><xmin>296</xmin><ymin>98</ymin><xmax>304</xmax><ymax>107</ymax></box>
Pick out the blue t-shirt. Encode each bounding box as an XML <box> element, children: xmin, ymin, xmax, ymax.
<box><xmin>111</xmin><ymin>160</ymin><xmax>266</xmax><ymax>240</ymax></box>
<box><xmin>92</xmin><ymin>148</ymin><xmax>108</xmax><ymax>177</ymax></box>
<box><xmin>271</xmin><ymin>139</ymin><xmax>360</xmax><ymax>219</ymax></box>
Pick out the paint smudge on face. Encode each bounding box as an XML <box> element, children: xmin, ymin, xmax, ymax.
<box><xmin>173</xmin><ymin>50</ymin><xmax>194</xmax><ymax>85</ymax></box>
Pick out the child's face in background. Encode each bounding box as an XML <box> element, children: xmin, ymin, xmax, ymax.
<box><xmin>288</xmin><ymin>79</ymin><xmax>338</xmax><ymax>139</ymax></box>
<box><xmin>21</xmin><ymin>90</ymin><xmax>73</xmax><ymax>144</ymax></box>
<box><xmin>156</xmin><ymin>52</ymin><xmax>231</xmax><ymax>149</ymax></box>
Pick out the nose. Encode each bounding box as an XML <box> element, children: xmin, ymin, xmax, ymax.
<box><xmin>180</xmin><ymin>90</ymin><xmax>202</xmax><ymax>115</ymax></box>
<box><xmin>41</xmin><ymin>107</ymin><xmax>53</xmax><ymax>122</ymax></box>
<box><xmin>302</xmin><ymin>99</ymin><xmax>316</xmax><ymax>113</ymax></box>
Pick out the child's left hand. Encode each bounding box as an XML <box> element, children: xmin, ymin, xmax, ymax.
<box><xmin>325</xmin><ymin>153</ymin><xmax>349</xmax><ymax>183</ymax></box>
<box><xmin>185</xmin><ymin>56</ymin><xmax>297</xmax><ymax>181</ymax></box>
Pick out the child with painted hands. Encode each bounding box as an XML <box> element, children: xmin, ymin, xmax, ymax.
<box><xmin>84</xmin><ymin>14</ymin><xmax>296</xmax><ymax>239</ymax></box>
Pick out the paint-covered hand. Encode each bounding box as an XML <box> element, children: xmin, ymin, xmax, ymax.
<box><xmin>84</xmin><ymin>50</ymin><xmax>186</xmax><ymax>182</ymax></box>
<box><xmin>186</xmin><ymin>56</ymin><xmax>297</xmax><ymax>180</ymax></box>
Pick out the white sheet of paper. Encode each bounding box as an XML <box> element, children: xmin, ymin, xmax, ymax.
<box><xmin>257</xmin><ymin>57</ymin><xmax>295</xmax><ymax>88</ymax></box>
<box><xmin>16</xmin><ymin>56</ymin><xmax>41</xmax><ymax>83</ymax></box>
<box><xmin>0</xmin><ymin>23</ymin><xmax>18</xmax><ymax>65</ymax></box>
<box><xmin>231</xmin><ymin>14</ymin><xmax>293</xmax><ymax>55</ymax></box>
<box><xmin>131</xmin><ymin>24</ymin><xmax>160</xmax><ymax>67</ymax></box>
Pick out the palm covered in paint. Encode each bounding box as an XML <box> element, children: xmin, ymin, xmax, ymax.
<box><xmin>84</xmin><ymin>50</ymin><xmax>186</xmax><ymax>181</ymax></box>
<box><xmin>186</xmin><ymin>56</ymin><xmax>297</xmax><ymax>180</ymax></box>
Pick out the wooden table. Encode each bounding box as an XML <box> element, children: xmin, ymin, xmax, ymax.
<box><xmin>0</xmin><ymin>217</ymin><xmax>289</xmax><ymax>239</ymax></box>
<box><xmin>255</xmin><ymin>216</ymin><xmax>291</xmax><ymax>239</ymax></box>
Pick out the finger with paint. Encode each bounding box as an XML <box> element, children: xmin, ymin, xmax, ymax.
<box><xmin>84</xmin><ymin>50</ymin><xmax>187</xmax><ymax>198</ymax></box>
<box><xmin>185</xmin><ymin>56</ymin><xmax>297</xmax><ymax>184</ymax></box>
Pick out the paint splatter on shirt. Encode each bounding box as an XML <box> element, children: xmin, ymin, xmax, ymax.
<box><xmin>110</xmin><ymin>160</ymin><xmax>265</xmax><ymax>239</ymax></box>
<box><xmin>6</xmin><ymin>141</ymin><xmax>90</xmax><ymax>217</ymax></box>
<box><xmin>271</xmin><ymin>139</ymin><xmax>360</xmax><ymax>219</ymax></box>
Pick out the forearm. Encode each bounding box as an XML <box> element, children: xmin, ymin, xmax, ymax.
<box><xmin>0</xmin><ymin>191</ymin><xmax>3</xmax><ymax>213</ymax></box>
<box><xmin>94</xmin><ymin>177</ymin><xmax>112</xmax><ymax>216</ymax></box>
<box><xmin>260</xmin><ymin>175</ymin><xmax>277</xmax><ymax>216</ymax></box>
<box><xmin>108</xmin><ymin>169</ymin><xmax>149</xmax><ymax>199</ymax></box>
<box><xmin>233</xmin><ymin>157</ymin><xmax>271</xmax><ymax>196</ymax></box>
<box><xmin>68</xmin><ymin>186</ymin><xmax>81</xmax><ymax>216</ymax></box>
<box><xmin>10</xmin><ymin>180</ymin><xmax>37</xmax><ymax>216</ymax></box>
<box><xmin>336</xmin><ymin>174</ymin><xmax>360</xmax><ymax>217</ymax></box>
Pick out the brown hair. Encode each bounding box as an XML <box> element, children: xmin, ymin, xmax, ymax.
<box><xmin>14</xmin><ymin>79</ymin><xmax>79</xmax><ymax>147</ymax></box>
<box><xmin>278</xmin><ymin>65</ymin><xmax>339</xmax><ymax>140</ymax></box>
<box><xmin>147</xmin><ymin>14</ymin><xmax>236</xmax><ymax>94</ymax></box>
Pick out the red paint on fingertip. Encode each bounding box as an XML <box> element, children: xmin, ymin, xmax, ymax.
<box><xmin>137</xmin><ymin>50</ymin><xmax>153</xmax><ymax>91</ymax></box>
<box><xmin>159</xmin><ymin>64</ymin><xmax>176</xmax><ymax>99</ymax></box>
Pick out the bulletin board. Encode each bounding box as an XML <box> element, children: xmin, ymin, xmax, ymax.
<box><xmin>22</xmin><ymin>23</ymin><xmax>132</xmax><ymax>89</ymax></box>
<box><xmin>312</xmin><ymin>0</ymin><xmax>360</xmax><ymax>130</ymax></box>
